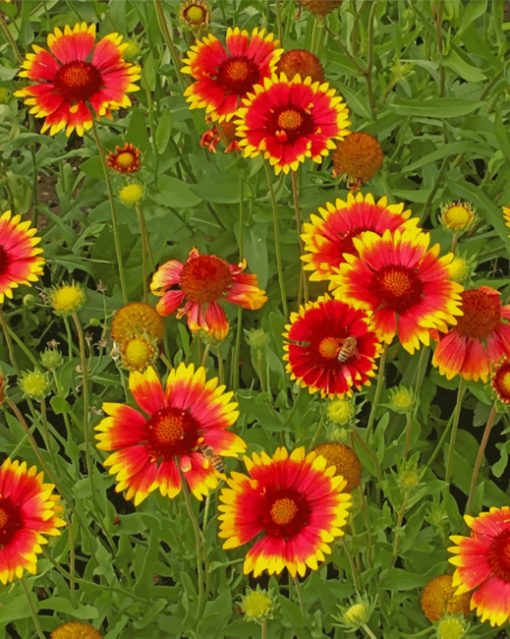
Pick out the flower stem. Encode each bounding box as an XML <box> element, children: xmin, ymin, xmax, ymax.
<box><xmin>264</xmin><ymin>162</ymin><xmax>288</xmax><ymax>317</ymax></box>
<box><xmin>290</xmin><ymin>170</ymin><xmax>308</xmax><ymax>303</ymax></box>
<box><xmin>364</xmin><ymin>0</ymin><xmax>378</xmax><ymax>119</ymax></box>
<box><xmin>444</xmin><ymin>377</ymin><xmax>466</xmax><ymax>482</ymax></box>
<box><xmin>362</xmin><ymin>624</ymin><xmax>378</xmax><ymax>639</ymax></box>
<box><xmin>466</xmin><ymin>402</ymin><xmax>498</xmax><ymax>515</ymax></box>
<box><xmin>366</xmin><ymin>345</ymin><xmax>387</xmax><ymax>441</ymax></box>
<box><xmin>232</xmin><ymin>174</ymin><xmax>245</xmax><ymax>389</ymax></box>
<box><xmin>21</xmin><ymin>578</ymin><xmax>44</xmax><ymax>639</ymax></box>
<box><xmin>403</xmin><ymin>347</ymin><xmax>429</xmax><ymax>460</ymax></box>
<box><xmin>261</xmin><ymin>619</ymin><xmax>268</xmax><ymax>639</ymax></box>
<box><xmin>0</xmin><ymin>13</ymin><xmax>22</xmax><ymax>63</ymax></box>
<box><xmin>274</xmin><ymin>0</ymin><xmax>283</xmax><ymax>44</ymax></box>
<box><xmin>292</xmin><ymin>577</ymin><xmax>306</xmax><ymax>619</ymax></box>
<box><xmin>135</xmin><ymin>204</ymin><xmax>149</xmax><ymax>302</ymax></box>
<box><xmin>91</xmin><ymin>120</ymin><xmax>128</xmax><ymax>303</ymax></box>
<box><xmin>154</xmin><ymin>0</ymin><xmax>186</xmax><ymax>91</ymax></box>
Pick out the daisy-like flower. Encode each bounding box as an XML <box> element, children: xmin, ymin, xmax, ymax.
<box><xmin>106</xmin><ymin>143</ymin><xmax>141</xmax><ymax>174</ymax></box>
<box><xmin>0</xmin><ymin>459</ymin><xmax>65</xmax><ymax>584</ymax></box>
<box><xmin>332</xmin><ymin>132</ymin><xmax>384</xmax><ymax>188</ymax></box>
<box><xmin>96</xmin><ymin>364</ymin><xmax>244</xmax><ymax>505</ymax></box>
<box><xmin>199</xmin><ymin>120</ymin><xmax>240</xmax><ymax>154</ymax></box>
<box><xmin>330</xmin><ymin>227</ymin><xmax>463</xmax><ymax>354</ymax></box>
<box><xmin>301</xmin><ymin>192</ymin><xmax>416</xmax><ymax>282</ymax></box>
<box><xmin>492</xmin><ymin>358</ymin><xmax>510</xmax><ymax>404</ymax></box>
<box><xmin>236</xmin><ymin>74</ymin><xmax>350</xmax><ymax>174</ymax></box>
<box><xmin>150</xmin><ymin>248</ymin><xmax>267</xmax><ymax>341</ymax></box>
<box><xmin>440</xmin><ymin>201</ymin><xmax>476</xmax><ymax>233</ymax></box>
<box><xmin>49</xmin><ymin>282</ymin><xmax>86</xmax><ymax>316</ymax></box>
<box><xmin>218</xmin><ymin>447</ymin><xmax>351</xmax><ymax>577</ymax></box>
<box><xmin>0</xmin><ymin>211</ymin><xmax>44</xmax><ymax>303</ymax></box>
<box><xmin>15</xmin><ymin>22</ymin><xmax>140</xmax><ymax>136</ymax></box>
<box><xmin>111</xmin><ymin>302</ymin><xmax>164</xmax><ymax>344</ymax></box>
<box><xmin>276</xmin><ymin>49</ymin><xmax>324</xmax><ymax>83</ymax></box>
<box><xmin>432</xmin><ymin>286</ymin><xmax>510</xmax><ymax>382</ymax></box>
<box><xmin>182</xmin><ymin>27</ymin><xmax>281</xmax><ymax>122</ymax></box>
<box><xmin>283</xmin><ymin>295</ymin><xmax>381</xmax><ymax>397</ymax></box>
<box><xmin>180</xmin><ymin>0</ymin><xmax>210</xmax><ymax>30</ymax></box>
<box><xmin>449</xmin><ymin>506</ymin><xmax>510</xmax><ymax>627</ymax></box>
<box><xmin>420</xmin><ymin>575</ymin><xmax>471</xmax><ymax>622</ymax></box>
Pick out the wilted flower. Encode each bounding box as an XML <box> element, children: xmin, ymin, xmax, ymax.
<box><xmin>332</xmin><ymin>132</ymin><xmax>384</xmax><ymax>187</ymax></box>
<box><xmin>313</xmin><ymin>442</ymin><xmax>362</xmax><ymax>491</ymax></box>
<box><xmin>420</xmin><ymin>575</ymin><xmax>471</xmax><ymax>622</ymax></box>
<box><xmin>298</xmin><ymin>0</ymin><xmax>342</xmax><ymax>16</ymax></box>
<box><xmin>111</xmin><ymin>302</ymin><xmax>164</xmax><ymax>345</ymax></box>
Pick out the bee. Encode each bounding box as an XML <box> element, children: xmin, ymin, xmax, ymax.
<box><xmin>337</xmin><ymin>336</ymin><xmax>358</xmax><ymax>363</ymax></box>
<box><xmin>199</xmin><ymin>445</ymin><xmax>225</xmax><ymax>474</ymax></box>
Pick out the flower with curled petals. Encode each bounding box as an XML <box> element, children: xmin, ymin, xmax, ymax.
<box><xmin>330</xmin><ymin>227</ymin><xmax>463</xmax><ymax>354</ymax></box>
<box><xmin>432</xmin><ymin>286</ymin><xmax>510</xmax><ymax>382</ymax></box>
<box><xmin>218</xmin><ymin>447</ymin><xmax>351</xmax><ymax>577</ymax></box>
<box><xmin>0</xmin><ymin>211</ymin><xmax>44</xmax><ymax>303</ymax></box>
<box><xmin>182</xmin><ymin>27</ymin><xmax>281</xmax><ymax>122</ymax></box>
<box><xmin>236</xmin><ymin>74</ymin><xmax>350</xmax><ymax>174</ymax></box>
<box><xmin>106</xmin><ymin>143</ymin><xmax>141</xmax><ymax>174</ymax></box>
<box><xmin>449</xmin><ymin>506</ymin><xmax>510</xmax><ymax>627</ymax></box>
<box><xmin>283</xmin><ymin>295</ymin><xmax>381</xmax><ymax>397</ymax></box>
<box><xmin>301</xmin><ymin>192</ymin><xmax>417</xmax><ymax>282</ymax></box>
<box><xmin>95</xmin><ymin>364</ymin><xmax>244</xmax><ymax>505</ymax></box>
<box><xmin>150</xmin><ymin>248</ymin><xmax>267</xmax><ymax>341</ymax></box>
<box><xmin>15</xmin><ymin>22</ymin><xmax>140</xmax><ymax>136</ymax></box>
<box><xmin>0</xmin><ymin>459</ymin><xmax>65</xmax><ymax>584</ymax></box>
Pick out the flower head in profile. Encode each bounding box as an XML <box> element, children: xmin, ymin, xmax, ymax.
<box><xmin>180</xmin><ymin>0</ymin><xmax>210</xmax><ymax>30</ymax></box>
<box><xmin>440</xmin><ymin>201</ymin><xmax>476</xmax><ymax>233</ymax></box>
<box><xmin>96</xmin><ymin>364</ymin><xmax>244</xmax><ymax>505</ymax></box>
<box><xmin>331</xmin><ymin>227</ymin><xmax>463</xmax><ymax>354</ymax></box>
<box><xmin>0</xmin><ymin>211</ymin><xmax>44</xmax><ymax>303</ymax></box>
<box><xmin>432</xmin><ymin>286</ymin><xmax>510</xmax><ymax>382</ymax></box>
<box><xmin>15</xmin><ymin>22</ymin><xmax>140</xmax><ymax>136</ymax></box>
<box><xmin>332</xmin><ymin>132</ymin><xmax>384</xmax><ymax>188</ymax></box>
<box><xmin>283</xmin><ymin>295</ymin><xmax>381</xmax><ymax>397</ymax></box>
<box><xmin>276</xmin><ymin>49</ymin><xmax>324</xmax><ymax>83</ymax></box>
<box><xmin>51</xmin><ymin>622</ymin><xmax>102</xmax><ymax>639</ymax></box>
<box><xmin>236</xmin><ymin>74</ymin><xmax>350</xmax><ymax>174</ymax></box>
<box><xmin>150</xmin><ymin>248</ymin><xmax>267</xmax><ymax>341</ymax></box>
<box><xmin>492</xmin><ymin>358</ymin><xmax>510</xmax><ymax>404</ymax></box>
<box><xmin>218</xmin><ymin>447</ymin><xmax>351</xmax><ymax>577</ymax></box>
<box><xmin>449</xmin><ymin>506</ymin><xmax>510</xmax><ymax>627</ymax></box>
<box><xmin>182</xmin><ymin>27</ymin><xmax>281</xmax><ymax>122</ymax></box>
<box><xmin>106</xmin><ymin>143</ymin><xmax>141</xmax><ymax>174</ymax></box>
<box><xmin>0</xmin><ymin>459</ymin><xmax>65</xmax><ymax>584</ymax></box>
<box><xmin>420</xmin><ymin>575</ymin><xmax>471</xmax><ymax>622</ymax></box>
<box><xmin>301</xmin><ymin>192</ymin><xmax>415</xmax><ymax>282</ymax></box>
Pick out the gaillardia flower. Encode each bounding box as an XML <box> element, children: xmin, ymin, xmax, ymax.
<box><xmin>119</xmin><ymin>335</ymin><xmax>158</xmax><ymax>372</ymax></box>
<box><xmin>182</xmin><ymin>27</ymin><xmax>281</xmax><ymax>122</ymax></box>
<box><xmin>440</xmin><ymin>201</ymin><xmax>476</xmax><ymax>233</ymax></box>
<box><xmin>199</xmin><ymin>120</ymin><xmax>240</xmax><ymax>154</ymax></box>
<box><xmin>51</xmin><ymin>622</ymin><xmax>102</xmax><ymax>639</ymax></box>
<box><xmin>420</xmin><ymin>575</ymin><xmax>471</xmax><ymax>622</ymax></box>
<box><xmin>276</xmin><ymin>49</ymin><xmax>324</xmax><ymax>83</ymax></box>
<box><xmin>218</xmin><ymin>447</ymin><xmax>351</xmax><ymax>577</ymax></box>
<box><xmin>49</xmin><ymin>282</ymin><xmax>86</xmax><ymax>316</ymax></box>
<box><xmin>0</xmin><ymin>211</ymin><xmax>44</xmax><ymax>303</ymax></box>
<box><xmin>106</xmin><ymin>143</ymin><xmax>141</xmax><ymax>174</ymax></box>
<box><xmin>150</xmin><ymin>248</ymin><xmax>267</xmax><ymax>341</ymax></box>
<box><xmin>332</xmin><ymin>132</ymin><xmax>384</xmax><ymax>188</ymax></box>
<box><xmin>96</xmin><ymin>364</ymin><xmax>244</xmax><ymax>504</ymax></box>
<box><xmin>236</xmin><ymin>74</ymin><xmax>350</xmax><ymax>174</ymax></box>
<box><xmin>313</xmin><ymin>442</ymin><xmax>361</xmax><ymax>491</ymax></box>
<box><xmin>16</xmin><ymin>22</ymin><xmax>140</xmax><ymax>136</ymax></box>
<box><xmin>301</xmin><ymin>192</ymin><xmax>415</xmax><ymax>282</ymax></box>
<box><xmin>331</xmin><ymin>228</ymin><xmax>463</xmax><ymax>354</ymax></box>
<box><xmin>180</xmin><ymin>0</ymin><xmax>210</xmax><ymax>29</ymax></box>
<box><xmin>432</xmin><ymin>286</ymin><xmax>510</xmax><ymax>382</ymax></box>
<box><xmin>449</xmin><ymin>506</ymin><xmax>510</xmax><ymax>626</ymax></box>
<box><xmin>492</xmin><ymin>358</ymin><xmax>510</xmax><ymax>404</ymax></box>
<box><xmin>0</xmin><ymin>459</ymin><xmax>65</xmax><ymax>584</ymax></box>
<box><xmin>111</xmin><ymin>301</ymin><xmax>164</xmax><ymax>344</ymax></box>
<box><xmin>283</xmin><ymin>295</ymin><xmax>381</xmax><ymax>397</ymax></box>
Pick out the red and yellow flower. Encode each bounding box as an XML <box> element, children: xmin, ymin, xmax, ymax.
<box><xmin>432</xmin><ymin>286</ymin><xmax>510</xmax><ymax>382</ymax></box>
<box><xmin>218</xmin><ymin>447</ymin><xmax>351</xmax><ymax>577</ymax></box>
<box><xmin>330</xmin><ymin>227</ymin><xmax>463</xmax><ymax>354</ymax></box>
<box><xmin>15</xmin><ymin>22</ymin><xmax>140</xmax><ymax>136</ymax></box>
<box><xmin>106</xmin><ymin>143</ymin><xmax>141</xmax><ymax>173</ymax></box>
<box><xmin>96</xmin><ymin>364</ymin><xmax>244</xmax><ymax>505</ymax></box>
<box><xmin>0</xmin><ymin>459</ymin><xmax>65</xmax><ymax>584</ymax></box>
<box><xmin>179</xmin><ymin>0</ymin><xmax>210</xmax><ymax>29</ymax></box>
<box><xmin>199</xmin><ymin>120</ymin><xmax>240</xmax><ymax>154</ymax></box>
<box><xmin>301</xmin><ymin>192</ymin><xmax>416</xmax><ymax>282</ymax></box>
<box><xmin>150</xmin><ymin>248</ymin><xmax>267</xmax><ymax>341</ymax></box>
<box><xmin>283</xmin><ymin>295</ymin><xmax>381</xmax><ymax>397</ymax></box>
<box><xmin>0</xmin><ymin>211</ymin><xmax>44</xmax><ymax>303</ymax></box>
<box><xmin>449</xmin><ymin>506</ymin><xmax>510</xmax><ymax>627</ymax></box>
<box><xmin>236</xmin><ymin>74</ymin><xmax>350</xmax><ymax>174</ymax></box>
<box><xmin>492</xmin><ymin>358</ymin><xmax>510</xmax><ymax>404</ymax></box>
<box><xmin>182</xmin><ymin>27</ymin><xmax>281</xmax><ymax>122</ymax></box>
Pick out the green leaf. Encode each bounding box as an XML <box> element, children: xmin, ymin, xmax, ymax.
<box><xmin>153</xmin><ymin>175</ymin><xmax>202</xmax><ymax>208</ymax></box>
<box><xmin>50</xmin><ymin>395</ymin><xmax>71</xmax><ymax>415</ymax></box>
<box><xmin>390</xmin><ymin>98</ymin><xmax>481</xmax><ymax>118</ymax></box>
<box><xmin>156</xmin><ymin>108</ymin><xmax>172</xmax><ymax>154</ymax></box>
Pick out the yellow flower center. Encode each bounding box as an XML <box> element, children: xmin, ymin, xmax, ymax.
<box><xmin>51</xmin><ymin>621</ymin><xmax>103</xmax><ymax>639</ymax></box>
<box><xmin>449</xmin><ymin>257</ymin><xmax>469</xmax><ymax>282</ymax></box>
<box><xmin>51</xmin><ymin>284</ymin><xmax>86</xmax><ymax>315</ymax></box>
<box><xmin>185</xmin><ymin>5</ymin><xmax>205</xmax><ymax>22</ymax></box>
<box><xmin>443</xmin><ymin>205</ymin><xmax>472</xmax><ymax>229</ymax></box>
<box><xmin>116</xmin><ymin>152</ymin><xmax>135</xmax><ymax>168</ymax></box>
<box><xmin>122</xmin><ymin>337</ymin><xmax>154</xmax><ymax>371</ymax></box>
<box><xmin>318</xmin><ymin>336</ymin><xmax>340</xmax><ymax>359</ymax></box>
<box><xmin>270</xmin><ymin>497</ymin><xmax>298</xmax><ymax>526</ymax></box>
<box><xmin>119</xmin><ymin>183</ymin><xmax>144</xmax><ymax>205</ymax></box>
<box><xmin>242</xmin><ymin>591</ymin><xmax>272</xmax><ymax>619</ymax></box>
<box><xmin>500</xmin><ymin>370</ymin><xmax>510</xmax><ymax>394</ymax></box>
<box><xmin>277</xmin><ymin>109</ymin><xmax>304</xmax><ymax>131</ymax></box>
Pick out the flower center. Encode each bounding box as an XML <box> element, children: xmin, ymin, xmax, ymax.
<box><xmin>184</xmin><ymin>5</ymin><xmax>206</xmax><ymax>23</ymax></box>
<box><xmin>318</xmin><ymin>336</ymin><xmax>341</xmax><ymax>359</ymax></box>
<box><xmin>217</xmin><ymin>56</ymin><xmax>259</xmax><ymax>95</ymax></box>
<box><xmin>488</xmin><ymin>529</ymin><xmax>510</xmax><ymax>583</ymax></box>
<box><xmin>373</xmin><ymin>266</ymin><xmax>423</xmax><ymax>313</ymax></box>
<box><xmin>455</xmin><ymin>289</ymin><xmax>501</xmax><ymax>339</ymax></box>
<box><xmin>0</xmin><ymin>498</ymin><xmax>21</xmax><ymax>548</ymax></box>
<box><xmin>54</xmin><ymin>60</ymin><xmax>102</xmax><ymax>102</ymax></box>
<box><xmin>277</xmin><ymin>109</ymin><xmax>303</xmax><ymax>131</ymax></box>
<box><xmin>260</xmin><ymin>488</ymin><xmax>310</xmax><ymax>539</ymax></box>
<box><xmin>147</xmin><ymin>407</ymin><xmax>199</xmax><ymax>459</ymax></box>
<box><xmin>272</xmin><ymin>106</ymin><xmax>314</xmax><ymax>143</ymax></box>
<box><xmin>116</xmin><ymin>152</ymin><xmax>135</xmax><ymax>168</ymax></box>
<box><xmin>180</xmin><ymin>255</ymin><xmax>232</xmax><ymax>303</ymax></box>
<box><xmin>444</xmin><ymin>205</ymin><xmax>471</xmax><ymax>227</ymax></box>
<box><xmin>0</xmin><ymin>246</ymin><xmax>9</xmax><ymax>276</ymax></box>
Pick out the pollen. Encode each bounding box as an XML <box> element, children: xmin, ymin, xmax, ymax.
<box><xmin>277</xmin><ymin>109</ymin><xmax>304</xmax><ymax>131</ymax></box>
<box><xmin>318</xmin><ymin>336</ymin><xmax>341</xmax><ymax>359</ymax></box>
<box><xmin>270</xmin><ymin>497</ymin><xmax>298</xmax><ymax>526</ymax></box>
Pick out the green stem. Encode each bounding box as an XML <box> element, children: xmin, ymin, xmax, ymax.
<box><xmin>216</xmin><ymin>344</ymin><xmax>224</xmax><ymax>384</ymax></box>
<box><xmin>136</xmin><ymin>202</ymin><xmax>154</xmax><ymax>270</ymax></box>
<box><xmin>366</xmin><ymin>346</ymin><xmax>387</xmax><ymax>440</ymax></box>
<box><xmin>91</xmin><ymin>120</ymin><xmax>128</xmax><ymax>303</ymax></box>
<box><xmin>362</xmin><ymin>624</ymin><xmax>378</xmax><ymax>639</ymax></box>
<box><xmin>292</xmin><ymin>577</ymin><xmax>306</xmax><ymax>619</ymax></box>
<box><xmin>21</xmin><ymin>578</ymin><xmax>44</xmax><ymax>639</ymax></box>
<box><xmin>324</xmin><ymin>24</ymin><xmax>367</xmax><ymax>74</ymax></box>
<box><xmin>0</xmin><ymin>308</ymin><xmax>18</xmax><ymax>370</ymax></box>
<box><xmin>290</xmin><ymin>170</ymin><xmax>308</xmax><ymax>303</ymax></box>
<box><xmin>261</xmin><ymin>619</ymin><xmax>268</xmax><ymax>639</ymax></box>
<box><xmin>0</xmin><ymin>13</ymin><xmax>22</xmax><ymax>62</ymax></box>
<box><xmin>309</xmin><ymin>413</ymin><xmax>324</xmax><ymax>450</ymax></box>
<box><xmin>232</xmin><ymin>174</ymin><xmax>245</xmax><ymax>389</ymax></box>
<box><xmin>154</xmin><ymin>0</ymin><xmax>186</xmax><ymax>91</ymax></box>
<box><xmin>135</xmin><ymin>204</ymin><xmax>149</xmax><ymax>302</ymax></box>
<box><xmin>403</xmin><ymin>347</ymin><xmax>429</xmax><ymax>460</ymax></box>
<box><xmin>275</xmin><ymin>0</ymin><xmax>283</xmax><ymax>44</ymax></box>
<box><xmin>364</xmin><ymin>0</ymin><xmax>378</xmax><ymax>119</ymax></box>
<box><xmin>466</xmin><ymin>403</ymin><xmax>498</xmax><ymax>515</ymax></box>
<box><xmin>264</xmin><ymin>163</ymin><xmax>288</xmax><ymax>317</ymax></box>
<box><xmin>445</xmin><ymin>377</ymin><xmax>466</xmax><ymax>482</ymax></box>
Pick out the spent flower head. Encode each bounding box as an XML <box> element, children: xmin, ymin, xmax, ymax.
<box><xmin>388</xmin><ymin>385</ymin><xmax>415</xmax><ymax>414</ymax></box>
<box><xmin>51</xmin><ymin>622</ymin><xmax>102</xmax><ymax>639</ymax></box>
<box><xmin>40</xmin><ymin>349</ymin><xmax>63</xmax><ymax>370</ymax></box>
<box><xmin>240</xmin><ymin>586</ymin><xmax>276</xmax><ymax>623</ymax></box>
